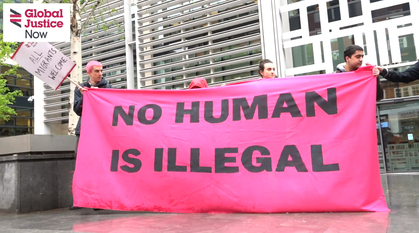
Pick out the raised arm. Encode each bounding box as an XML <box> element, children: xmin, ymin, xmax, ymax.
<box><xmin>378</xmin><ymin>61</ymin><xmax>419</xmax><ymax>83</ymax></box>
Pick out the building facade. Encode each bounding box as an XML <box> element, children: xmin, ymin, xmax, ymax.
<box><xmin>0</xmin><ymin>1</ymin><xmax>34</xmax><ymax>137</ymax></box>
<box><xmin>276</xmin><ymin>0</ymin><xmax>419</xmax><ymax>173</ymax></box>
<box><xmin>33</xmin><ymin>0</ymin><xmax>418</xmax><ymax>172</ymax></box>
<box><xmin>0</xmin><ymin>65</ymin><xmax>34</xmax><ymax>137</ymax></box>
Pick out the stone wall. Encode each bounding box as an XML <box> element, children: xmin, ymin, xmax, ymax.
<box><xmin>0</xmin><ymin>135</ymin><xmax>76</xmax><ymax>214</ymax></box>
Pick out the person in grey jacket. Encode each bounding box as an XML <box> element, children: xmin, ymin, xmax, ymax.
<box><xmin>335</xmin><ymin>45</ymin><xmax>384</xmax><ymax>101</ymax></box>
<box><xmin>377</xmin><ymin>61</ymin><xmax>419</xmax><ymax>83</ymax></box>
<box><xmin>73</xmin><ymin>61</ymin><xmax>111</xmax><ymax>154</ymax></box>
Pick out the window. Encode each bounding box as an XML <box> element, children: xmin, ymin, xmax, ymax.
<box><xmin>292</xmin><ymin>44</ymin><xmax>314</xmax><ymax>68</ymax></box>
<box><xmin>348</xmin><ymin>0</ymin><xmax>362</xmax><ymax>18</ymax></box>
<box><xmin>288</xmin><ymin>9</ymin><xmax>301</xmax><ymax>31</ymax></box>
<box><xmin>330</xmin><ymin>36</ymin><xmax>355</xmax><ymax>70</ymax></box>
<box><xmin>372</xmin><ymin>3</ymin><xmax>410</xmax><ymax>23</ymax></box>
<box><xmin>0</xmin><ymin>65</ymin><xmax>34</xmax><ymax>137</ymax></box>
<box><xmin>307</xmin><ymin>5</ymin><xmax>321</xmax><ymax>36</ymax></box>
<box><xmin>399</xmin><ymin>34</ymin><xmax>417</xmax><ymax>62</ymax></box>
<box><xmin>327</xmin><ymin>0</ymin><xmax>341</xmax><ymax>22</ymax></box>
<box><xmin>379</xmin><ymin>101</ymin><xmax>419</xmax><ymax>172</ymax></box>
<box><xmin>394</xmin><ymin>85</ymin><xmax>419</xmax><ymax>97</ymax></box>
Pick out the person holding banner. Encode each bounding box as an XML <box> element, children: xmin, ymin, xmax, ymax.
<box><xmin>377</xmin><ymin>61</ymin><xmax>419</xmax><ymax>83</ymax></box>
<box><xmin>71</xmin><ymin>61</ymin><xmax>111</xmax><ymax>211</ymax></box>
<box><xmin>258</xmin><ymin>59</ymin><xmax>277</xmax><ymax>79</ymax></box>
<box><xmin>335</xmin><ymin>45</ymin><xmax>384</xmax><ymax>101</ymax></box>
<box><xmin>73</xmin><ymin>61</ymin><xmax>112</xmax><ymax>155</ymax></box>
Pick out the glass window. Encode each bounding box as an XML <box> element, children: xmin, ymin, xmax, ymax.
<box><xmin>348</xmin><ymin>0</ymin><xmax>362</xmax><ymax>18</ymax></box>
<box><xmin>330</xmin><ymin>36</ymin><xmax>355</xmax><ymax>70</ymax></box>
<box><xmin>15</xmin><ymin>109</ymin><xmax>32</xmax><ymax>118</ymax></box>
<box><xmin>327</xmin><ymin>0</ymin><xmax>341</xmax><ymax>22</ymax></box>
<box><xmin>15</xmin><ymin>128</ymin><xmax>32</xmax><ymax>135</ymax></box>
<box><xmin>0</xmin><ymin>128</ymin><xmax>15</xmax><ymax>137</ymax></box>
<box><xmin>291</xmin><ymin>44</ymin><xmax>314</xmax><ymax>68</ymax></box>
<box><xmin>0</xmin><ymin>64</ymin><xmax>34</xmax><ymax>137</ymax></box>
<box><xmin>5</xmin><ymin>75</ymin><xmax>16</xmax><ymax>85</ymax></box>
<box><xmin>295</xmin><ymin>70</ymin><xmax>326</xmax><ymax>76</ymax></box>
<box><xmin>16</xmin><ymin>118</ymin><xmax>32</xmax><ymax>127</ymax></box>
<box><xmin>16</xmin><ymin>69</ymin><xmax>31</xmax><ymax>79</ymax></box>
<box><xmin>20</xmin><ymin>88</ymin><xmax>33</xmax><ymax>97</ymax></box>
<box><xmin>377</xmin><ymin>114</ymin><xmax>386</xmax><ymax>173</ymax></box>
<box><xmin>412</xmin><ymin>86</ymin><xmax>419</xmax><ymax>96</ymax></box>
<box><xmin>307</xmin><ymin>5</ymin><xmax>321</xmax><ymax>36</ymax></box>
<box><xmin>400</xmin><ymin>87</ymin><xmax>410</xmax><ymax>97</ymax></box>
<box><xmin>399</xmin><ymin>34</ymin><xmax>417</xmax><ymax>62</ymax></box>
<box><xmin>0</xmin><ymin>118</ymin><xmax>15</xmax><ymax>126</ymax></box>
<box><xmin>0</xmin><ymin>65</ymin><xmax>13</xmax><ymax>73</ymax></box>
<box><xmin>379</xmin><ymin>101</ymin><xmax>419</xmax><ymax>172</ymax></box>
<box><xmin>372</xmin><ymin>3</ymin><xmax>410</xmax><ymax>23</ymax></box>
<box><xmin>288</xmin><ymin>9</ymin><xmax>301</xmax><ymax>31</ymax></box>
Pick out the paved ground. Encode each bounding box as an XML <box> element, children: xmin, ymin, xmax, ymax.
<box><xmin>1</xmin><ymin>173</ymin><xmax>419</xmax><ymax>232</ymax></box>
<box><xmin>0</xmin><ymin>205</ymin><xmax>418</xmax><ymax>233</ymax></box>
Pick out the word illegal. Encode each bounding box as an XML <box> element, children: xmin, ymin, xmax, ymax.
<box><xmin>110</xmin><ymin>145</ymin><xmax>339</xmax><ymax>173</ymax></box>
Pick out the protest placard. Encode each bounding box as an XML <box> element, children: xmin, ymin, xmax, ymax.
<box><xmin>11</xmin><ymin>42</ymin><xmax>76</xmax><ymax>90</ymax></box>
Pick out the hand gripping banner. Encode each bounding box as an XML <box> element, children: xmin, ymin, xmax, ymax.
<box><xmin>73</xmin><ymin>66</ymin><xmax>389</xmax><ymax>213</ymax></box>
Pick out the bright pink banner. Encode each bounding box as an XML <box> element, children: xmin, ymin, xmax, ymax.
<box><xmin>73</xmin><ymin>66</ymin><xmax>389</xmax><ymax>213</ymax></box>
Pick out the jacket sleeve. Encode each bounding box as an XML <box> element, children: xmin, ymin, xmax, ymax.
<box><xmin>376</xmin><ymin>76</ymin><xmax>384</xmax><ymax>101</ymax></box>
<box><xmin>383</xmin><ymin>61</ymin><xmax>419</xmax><ymax>83</ymax></box>
<box><xmin>73</xmin><ymin>87</ymin><xmax>83</xmax><ymax>116</ymax></box>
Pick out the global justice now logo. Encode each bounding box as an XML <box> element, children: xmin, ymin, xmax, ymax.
<box><xmin>3</xmin><ymin>4</ymin><xmax>70</xmax><ymax>42</ymax></box>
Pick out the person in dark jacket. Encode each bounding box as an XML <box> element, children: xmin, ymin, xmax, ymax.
<box><xmin>377</xmin><ymin>61</ymin><xmax>419</xmax><ymax>83</ymax></box>
<box><xmin>73</xmin><ymin>60</ymin><xmax>111</xmax><ymax>154</ymax></box>
<box><xmin>335</xmin><ymin>45</ymin><xmax>384</xmax><ymax>101</ymax></box>
<box><xmin>70</xmin><ymin>61</ymin><xmax>111</xmax><ymax>211</ymax></box>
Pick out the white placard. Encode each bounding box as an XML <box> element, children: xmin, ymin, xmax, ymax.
<box><xmin>11</xmin><ymin>42</ymin><xmax>75</xmax><ymax>90</ymax></box>
<box><xmin>2</xmin><ymin>4</ymin><xmax>70</xmax><ymax>42</ymax></box>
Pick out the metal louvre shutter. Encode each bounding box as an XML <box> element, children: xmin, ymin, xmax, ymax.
<box><xmin>45</xmin><ymin>0</ymin><xmax>127</xmax><ymax>123</ymax></box>
<box><xmin>137</xmin><ymin>0</ymin><xmax>262</xmax><ymax>89</ymax></box>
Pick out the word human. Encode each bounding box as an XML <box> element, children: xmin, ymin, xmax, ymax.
<box><xmin>112</xmin><ymin>88</ymin><xmax>338</xmax><ymax>125</ymax></box>
<box><xmin>110</xmin><ymin>145</ymin><xmax>340</xmax><ymax>173</ymax></box>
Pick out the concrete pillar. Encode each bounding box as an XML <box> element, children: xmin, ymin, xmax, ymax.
<box><xmin>258</xmin><ymin>0</ymin><xmax>285</xmax><ymax>77</ymax></box>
